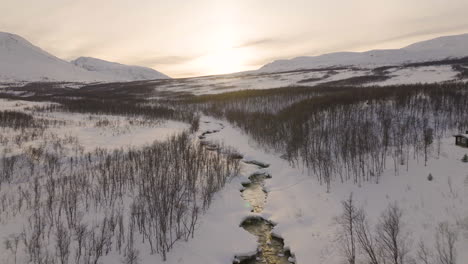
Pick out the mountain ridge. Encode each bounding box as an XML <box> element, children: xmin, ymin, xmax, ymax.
<box><xmin>0</xmin><ymin>32</ymin><xmax>170</xmax><ymax>82</ymax></box>
<box><xmin>258</xmin><ymin>33</ymin><xmax>468</xmax><ymax>73</ymax></box>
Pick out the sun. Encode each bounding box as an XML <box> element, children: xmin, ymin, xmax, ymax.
<box><xmin>194</xmin><ymin>47</ymin><xmax>250</xmax><ymax>76</ymax></box>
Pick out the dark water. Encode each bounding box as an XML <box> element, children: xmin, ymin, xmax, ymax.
<box><xmin>241</xmin><ymin>172</ymin><xmax>270</xmax><ymax>213</ymax></box>
<box><xmin>237</xmin><ymin>171</ymin><xmax>294</xmax><ymax>264</ymax></box>
<box><xmin>238</xmin><ymin>217</ymin><xmax>292</xmax><ymax>264</ymax></box>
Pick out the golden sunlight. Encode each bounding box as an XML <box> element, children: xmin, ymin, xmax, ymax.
<box><xmin>186</xmin><ymin>19</ymin><xmax>255</xmax><ymax>76</ymax></box>
<box><xmin>195</xmin><ymin>47</ymin><xmax>249</xmax><ymax>76</ymax></box>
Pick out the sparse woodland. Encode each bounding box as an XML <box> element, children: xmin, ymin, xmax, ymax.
<box><xmin>184</xmin><ymin>83</ymin><xmax>468</xmax><ymax>264</ymax></box>
<box><xmin>188</xmin><ymin>83</ymin><xmax>468</xmax><ymax>191</ymax></box>
<box><xmin>0</xmin><ymin>85</ymin><xmax>240</xmax><ymax>263</ymax></box>
<box><xmin>0</xmin><ymin>127</ymin><xmax>239</xmax><ymax>263</ymax></box>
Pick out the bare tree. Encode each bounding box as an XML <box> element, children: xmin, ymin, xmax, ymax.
<box><xmin>4</xmin><ymin>234</ymin><xmax>20</xmax><ymax>264</ymax></box>
<box><xmin>355</xmin><ymin>208</ymin><xmax>380</xmax><ymax>264</ymax></box>
<box><xmin>122</xmin><ymin>231</ymin><xmax>140</xmax><ymax>264</ymax></box>
<box><xmin>55</xmin><ymin>222</ymin><xmax>71</xmax><ymax>264</ymax></box>
<box><xmin>423</xmin><ymin>120</ymin><xmax>433</xmax><ymax>166</ymax></box>
<box><xmin>376</xmin><ymin>203</ymin><xmax>409</xmax><ymax>264</ymax></box>
<box><xmin>417</xmin><ymin>240</ymin><xmax>433</xmax><ymax>264</ymax></box>
<box><xmin>336</xmin><ymin>193</ymin><xmax>358</xmax><ymax>264</ymax></box>
<box><xmin>435</xmin><ymin>222</ymin><xmax>457</xmax><ymax>264</ymax></box>
<box><xmin>74</xmin><ymin>223</ymin><xmax>87</xmax><ymax>264</ymax></box>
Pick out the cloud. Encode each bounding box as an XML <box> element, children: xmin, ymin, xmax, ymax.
<box><xmin>234</xmin><ymin>38</ymin><xmax>281</xmax><ymax>48</ymax></box>
<box><xmin>132</xmin><ymin>55</ymin><xmax>198</xmax><ymax>66</ymax></box>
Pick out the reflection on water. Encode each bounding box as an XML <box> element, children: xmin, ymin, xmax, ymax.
<box><xmin>241</xmin><ymin>172</ymin><xmax>270</xmax><ymax>213</ymax></box>
<box><xmin>239</xmin><ymin>217</ymin><xmax>292</xmax><ymax>264</ymax></box>
<box><xmin>237</xmin><ymin>171</ymin><xmax>294</xmax><ymax>264</ymax></box>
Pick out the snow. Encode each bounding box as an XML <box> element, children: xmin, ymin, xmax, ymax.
<box><xmin>0</xmin><ymin>98</ymin><xmax>56</xmax><ymax>111</ymax></box>
<box><xmin>259</xmin><ymin>33</ymin><xmax>468</xmax><ymax>73</ymax></box>
<box><xmin>0</xmin><ymin>101</ymin><xmax>466</xmax><ymax>263</ymax></box>
<box><xmin>154</xmin><ymin>65</ymin><xmax>456</xmax><ymax>96</ymax></box>
<box><xmin>71</xmin><ymin>57</ymin><xmax>170</xmax><ymax>81</ymax></box>
<box><xmin>163</xmin><ymin>115</ymin><xmax>468</xmax><ymax>264</ymax></box>
<box><xmin>0</xmin><ymin>32</ymin><xmax>170</xmax><ymax>83</ymax></box>
<box><xmin>162</xmin><ymin>176</ymin><xmax>258</xmax><ymax>264</ymax></box>
<box><xmin>45</xmin><ymin>113</ymin><xmax>189</xmax><ymax>151</ymax></box>
<box><xmin>155</xmin><ymin>69</ymin><xmax>373</xmax><ymax>95</ymax></box>
<box><xmin>0</xmin><ymin>100</ymin><xmax>189</xmax><ymax>156</ymax></box>
<box><xmin>368</xmin><ymin>65</ymin><xmax>458</xmax><ymax>86</ymax></box>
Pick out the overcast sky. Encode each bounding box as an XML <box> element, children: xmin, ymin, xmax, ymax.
<box><xmin>2</xmin><ymin>0</ymin><xmax>468</xmax><ymax>77</ymax></box>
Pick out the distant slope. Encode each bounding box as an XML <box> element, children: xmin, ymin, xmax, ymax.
<box><xmin>0</xmin><ymin>32</ymin><xmax>170</xmax><ymax>82</ymax></box>
<box><xmin>71</xmin><ymin>57</ymin><xmax>170</xmax><ymax>81</ymax></box>
<box><xmin>0</xmin><ymin>32</ymin><xmax>106</xmax><ymax>82</ymax></box>
<box><xmin>259</xmin><ymin>33</ymin><xmax>468</xmax><ymax>73</ymax></box>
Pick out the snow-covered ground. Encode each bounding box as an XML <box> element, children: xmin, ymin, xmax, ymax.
<box><xmin>43</xmin><ymin>112</ymin><xmax>188</xmax><ymax>151</ymax></box>
<box><xmin>0</xmin><ymin>96</ymin><xmax>466</xmax><ymax>263</ymax></box>
<box><xmin>0</xmin><ymin>99</ymin><xmax>188</xmax><ymax>156</ymax></box>
<box><xmin>369</xmin><ymin>65</ymin><xmax>459</xmax><ymax>86</ymax></box>
<box><xmin>154</xmin><ymin>70</ymin><xmax>334</xmax><ymax>95</ymax></box>
<box><xmin>153</xmin><ymin>65</ymin><xmax>461</xmax><ymax>95</ymax></box>
<box><xmin>163</xmin><ymin>116</ymin><xmax>468</xmax><ymax>264</ymax></box>
<box><xmin>71</xmin><ymin>57</ymin><xmax>170</xmax><ymax>81</ymax></box>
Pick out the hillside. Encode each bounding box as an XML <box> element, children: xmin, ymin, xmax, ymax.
<box><xmin>71</xmin><ymin>57</ymin><xmax>170</xmax><ymax>81</ymax></box>
<box><xmin>259</xmin><ymin>33</ymin><xmax>468</xmax><ymax>73</ymax></box>
<box><xmin>0</xmin><ymin>32</ymin><xmax>169</xmax><ymax>82</ymax></box>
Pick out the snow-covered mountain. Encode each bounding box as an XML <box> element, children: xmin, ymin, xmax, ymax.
<box><xmin>71</xmin><ymin>57</ymin><xmax>169</xmax><ymax>81</ymax></box>
<box><xmin>259</xmin><ymin>33</ymin><xmax>468</xmax><ymax>73</ymax></box>
<box><xmin>0</xmin><ymin>32</ymin><xmax>170</xmax><ymax>82</ymax></box>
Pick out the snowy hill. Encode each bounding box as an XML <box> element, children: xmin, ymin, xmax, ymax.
<box><xmin>259</xmin><ymin>33</ymin><xmax>468</xmax><ymax>72</ymax></box>
<box><xmin>71</xmin><ymin>57</ymin><xmax>170</xmax><ymax>81</ymax></box>
<box><xmin>0</xmin><ymin>32</ymin><xmax>170</xmax><ymax>82</ymax></box>
<box><xmin>0</xmin><ymin>32</ymin><xmax>106</xmax><ymax>82</ymax></box>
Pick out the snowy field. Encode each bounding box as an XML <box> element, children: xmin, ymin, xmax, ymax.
<box><xmin>0</xmin><ymin>99</ymin><xmax>188</xmax><ymax>156</ymax></box>
<box><xmin>151</xmin><ymin>64</ymin><xmax>462</xmax><ymax>96</ymax></box>
<box><xmin>0</xmin><ymin>97</ymin><xmax>237</xmax><ymax>264</ymax></box>
<box><xmin>369</xmin><ymin>65</ymin><xmax>459</xmax><ymax>86</ymax></box>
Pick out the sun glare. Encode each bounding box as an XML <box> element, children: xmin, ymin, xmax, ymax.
<box><xmin>197</xmin><ymin>48</ymin><xmax>248</xmax><ymax>75</ymax></box>
<box><xmin>187</xmin><ymin>22</ymin><xmax>254</xmax><ymax>76</ymax></box>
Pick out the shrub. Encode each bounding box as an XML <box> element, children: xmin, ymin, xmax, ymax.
<box><xmin>428</xmin><ymin>173</ymin><xmax>434</xmax><ymax>181</ymax></box>
<box><xmin>462</xmin><ymin>154</ymin><xmax>468</xmax><ymax>163</ymax></box>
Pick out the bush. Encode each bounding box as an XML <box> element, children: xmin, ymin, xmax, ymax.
<box><xmin>462</xmin><ymin>154</ymin><xmax>468</xmax><ymax>163</ymax></box>
<box><xmin>428</xmin><ymin>173</ymin><xmax>434</xmax><ymax>181</ymax></box>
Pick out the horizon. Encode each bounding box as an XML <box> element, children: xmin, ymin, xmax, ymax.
<box><xmin>3</xmin><ymin>30</ymin><xmax>468</xmax><ymax>80</ymax></box>
<box><xmin>2</xmin><ymin>0</ymin><xmax>468</xmax><ymax>78</ymax></box>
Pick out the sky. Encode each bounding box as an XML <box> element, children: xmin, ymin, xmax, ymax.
<box><xmin>2</xmin><ymin>0</ymin><xmax>468</xmax><ymax>78</ymax></box>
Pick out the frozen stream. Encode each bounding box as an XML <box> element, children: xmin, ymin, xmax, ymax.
<box><xmin>198</xmin><ymin>121</ymin><xmax>295</xmax><ymax>264</ymax></box>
